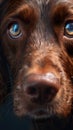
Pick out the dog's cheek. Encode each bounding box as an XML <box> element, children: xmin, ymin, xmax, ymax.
<box><xmin>66</xmin><ymin>45</ymin><xmax>73</xmax><ymax>58</ymax></box>
<box><xmin>13</xmin><ymin>84</ymin><xmax>30</xmax><ymax>117</ymax></box>
<box><xmin>13</xmin><ymin>72</ymin><xmax>29</xmax><ymax>116</ymax></box>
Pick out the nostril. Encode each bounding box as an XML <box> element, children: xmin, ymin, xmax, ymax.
<box><xmin>45</xmin><ymin>87</ymin><xmax>57</xmax><ymax>95</ymax></box>
<box><xmin>44</xmin><ymin>87</ymin><xmax>58</xmax><ymax>101</ymax></box>
<box><xmin>26</xmin><ymin>86</ymin><xmax>38</xmax><ymax>97</ymax></box>
<box><xmin>44</xmin><ymin>87</ymin><xmax>51</xmax><ymax>98</ymax></box>
<box><xmin>25</xmin><ymin>84</ymin><xmax>58</xmax><ymax>102</ymax></box>
<box><xmin>44</xmin><ymin>87</ymin><xmax>52</xmax><ymax>97</ymax></box>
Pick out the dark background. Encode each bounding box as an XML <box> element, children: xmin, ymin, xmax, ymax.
<box><xmin>0</xmin><ymin>97</ymin><xmax>33</xmax><ymax>130</ymax></box>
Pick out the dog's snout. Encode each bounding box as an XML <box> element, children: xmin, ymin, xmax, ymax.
<box><xmin>25</xmin><ymin>73</ymin><xmax>60</xmax><ymax>104</ymax></box>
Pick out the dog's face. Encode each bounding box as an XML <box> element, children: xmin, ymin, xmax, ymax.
<box><xmin>1</xmin><ymin>0</ymin><xmax>73</xmax><ymax>120</ymax></box>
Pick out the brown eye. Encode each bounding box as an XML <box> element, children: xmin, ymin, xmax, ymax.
<box><xmin>65</xmin><ymin>21</ymin><xmax>73</xmax><ymax>37</ymax></box>
<box><xmin>8</xmin><ymin>22</ymin><xmax>22</xmax><ymax>39</ymax></box>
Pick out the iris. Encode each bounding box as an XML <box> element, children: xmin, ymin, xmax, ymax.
<box><xmin>65</xmin><ymin>22</ymin><xmax>73</xmax><ymax>36</ymax></box>
<box><xmin>9</xmin><ymin>23</ymin><xmax>22</xmax><ymax>38</ymax></box>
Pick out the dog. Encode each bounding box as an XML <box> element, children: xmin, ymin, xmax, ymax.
<box><xmin>1</xmin><ymin>0</ymin><xmax>73</xmax><ymax>129</ymax></box>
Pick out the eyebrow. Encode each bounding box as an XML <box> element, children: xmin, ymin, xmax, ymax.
<box><xmin>50</xmin><ymin>1</ymin><xmax>73</xmax><ymax>27</ymax></box>
<box><xmin>52</xmin><ymin>0</ymin><xmax>73</xmax><ymax>16</ymax></box>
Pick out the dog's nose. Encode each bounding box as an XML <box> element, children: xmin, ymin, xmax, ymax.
<box><xmin>25</xmin><ymin>73</ymin><xmax>60</xmax><ymax>104</ymax></box>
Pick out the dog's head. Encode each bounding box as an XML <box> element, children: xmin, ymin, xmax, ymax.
<box><xmin>1</xmin><ymin>0</ymin><xmax>73</xmax><ymax>122</ymax></box>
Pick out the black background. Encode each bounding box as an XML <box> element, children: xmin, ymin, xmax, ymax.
<box><xmin>0</xmin><ymin>97</ymin><xmax>33</xmax><ymax>130</ymax></box>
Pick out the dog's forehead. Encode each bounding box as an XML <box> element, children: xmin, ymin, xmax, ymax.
<box><xmin>36</xmin><ymin>0</ymin><xmax>73</xmax><ymax>4</ymax></box>
<box><xmin>24</xmin><ymin>0</ymin><xmax>73</xmax><ymax>7</ymax></box>
<box><xmin>1</xmin><ymin>0</ymin><xmax>73</xmax><ymax>6</ymax></box>
<box><xmin>36</xmin><ymin>0</ymin><xmax>50</xmax><ymax>5</ymax></box>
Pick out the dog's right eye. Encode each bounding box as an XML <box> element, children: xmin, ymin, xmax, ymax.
<box><xmin>8</xmin><ymin>22</ymin><xmax>22</xmax><ymax>39</ymax></box>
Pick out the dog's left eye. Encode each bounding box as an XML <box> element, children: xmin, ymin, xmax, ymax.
<box><xmin>65</xmin><ymin>21</ymin><xmax>73</xmax><ymax>37</ymax></box>
<box><xmin>8</xmin><ymin>23</ymin><xmax>22</xmax><ymax>39</ymax></box>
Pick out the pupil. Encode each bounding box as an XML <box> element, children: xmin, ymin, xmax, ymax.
<box><xmin>66</xmin><ymin>23</ymin><xmax>73</xmax><ymax>32</ymax></box>
<box><xmin>12</xmin><ymin>24</ymin><xmax>19</xmax><ymax>32</ymax></box>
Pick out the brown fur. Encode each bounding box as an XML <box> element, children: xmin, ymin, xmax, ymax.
<box><xmin>1</xmin><ymin>0</ymin><xmax>73</xmax><ymax>129</ymax></box>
